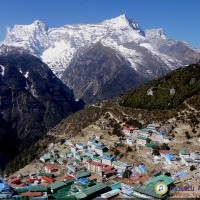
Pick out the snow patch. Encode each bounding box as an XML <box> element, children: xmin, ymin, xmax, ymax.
<box><xmin>145</xmin><ymin>28</ymin><xmax>166</xmax><ymax>39</ymax></box>
<box><xmin>0</xmin><ymin>65</ymin><xmax>5</xmax><ymax>76</ymax></box>
<box><xmin>24</xmin><ymin>71</ymin><xmax>29</xmax><ymax>78</ymax></box>
<box><xmin>30</xmin><ymin>85</ymin><xmax>38</xmax><ymax>98</ymax></box>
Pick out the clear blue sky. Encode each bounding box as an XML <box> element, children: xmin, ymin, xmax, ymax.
<box><xmin>0</xmin><ymin>0</ymin><xmax>200</xmax><ymax>48</ymax></box>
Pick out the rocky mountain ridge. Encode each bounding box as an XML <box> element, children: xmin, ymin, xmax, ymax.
<box><xmin>1</xmin><ymin>15</ymin><xmax>199</xmax><ymax>77</ymax></box>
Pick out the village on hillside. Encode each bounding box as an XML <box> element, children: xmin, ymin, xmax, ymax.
<box><xmin>1</xmin><ymin>114</ymin><xmax>200</xmax><ymax>199</ymax></box>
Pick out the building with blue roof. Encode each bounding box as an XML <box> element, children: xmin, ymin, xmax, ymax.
<box><xmin>0</xmin><ymin>183</ymin><xmax>12</xmax><ymax>193</ymax></box>
<box><xmin>90</xmin><ymin>142</ymin><xmax>104</xmax><ymax>151</ymax></box>
<box><xmin>126</xmin><ymin>137</ymin><xmax>135</xmax><ymax>146</ymax></box>
<box><xmin>159</xmin><ymin>131</ymin><xmax>167</xmax><ymax>135</ymax></box>
<box><xmin>174</xmin><ymin>171</ymin><xmax>187</xmax><ymax>178</ymax></box>
<box><xmin>150</xmin><ymin>130</ymin><xmax>169</xmax><ymax>143</ymax></box>
<box><xmin>40</xmin><ymin>153</ymin><xmax>51</xmax><ymax>163</ymax></box>
<box><xmin>78</xmin><ymin>178</ymin><xmax>90</xmax><ymax>185</ymax></box>
<box><xmin>67</xmin><ymin>163</ymin><xmax>77</xmax><ymax>172</ymax></box>
<box><xmin>0</xmin><ymin>193</ymin><xmax>13</xmax><ymax>199</ymax></box>
<box><xmin>162</xmin><ymin>153</ymin><xmax>176</xmax><ymax>165</ymax></box>
<box><xmin>136</xmin><ymin>164</ymin><xmax>147</xmax><ymax>174</ymax></box>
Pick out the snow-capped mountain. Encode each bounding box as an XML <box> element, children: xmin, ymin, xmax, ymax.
<box><xmin>2</xmin><ymin>14</ymin><xmax>199</xmax><ymax>77</ymax></box>
<box><xmin>1</xmin><ymin>14</ymin><xmax>200</xmax><ymax>103</ymax></box>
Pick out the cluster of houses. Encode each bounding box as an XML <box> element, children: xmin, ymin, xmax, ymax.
<box><xmin>1</xmin><ymin>124</ymin><xmax>200</xmax><ymax>199</ymax></box>
<box><xmin>123</xmin><ymin>123</ymin><xmax>170</xmax><ymax>147</ymax></box>
<box><xmin>0</xmin><ymin>167</ymin><xmax>175</xmax><ymax>199</ymax></box>
<box><xmin>123</xmin><ymin>124</ymin><xmax>200</xmax><ymax>168</ymax></box>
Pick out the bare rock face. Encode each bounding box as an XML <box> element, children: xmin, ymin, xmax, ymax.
<box><xmin>0</xmin><ymin>52</ymin><xmax>83</xmax><ymax>169</ymax></box>
<box><xmin>61</xmin><ymin>43</ymin><xmax>147</xmax><ymax>104</ymax></box>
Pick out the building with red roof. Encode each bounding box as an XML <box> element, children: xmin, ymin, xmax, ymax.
<box><xmin>21</xmin><ymin>191</ymin><xmax>42</xmax><ymax>197</ymax></box>
<box><xmin>44</xmin><ymin>164</ymin><xmax>58</xmax><ymax>173</ymax></box>
<box><xmin>41</xmin><ymin>176</ymin><xmax>55</xmax><ymax>184</ymax></box>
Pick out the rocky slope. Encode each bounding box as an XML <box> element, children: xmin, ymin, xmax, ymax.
<box><xmin>0</xmin><ymin>52</ymin><xmax>83</xmax><ymax>169</ymax></box>
<box><xmin>61</xmin><ymin>42</ymin><xmax>147</xmax><ymax>103</ymax></box>
<box><xmin>1</xmin><ymin>15</ymin><xmax>200</xmax><ymax>103</ymax></box>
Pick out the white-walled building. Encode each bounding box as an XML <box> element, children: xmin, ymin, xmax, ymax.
<box><xmin>123</xmin><ymin>125</ymin><xmax>138</xmax><ymax>136</ymax></box>
<box><xmin>190</xmin><ymin>152</ymin><xmax>200</xmax><ymax>163</ymax></box>
<box><xmin>126</xmin><ymin>137</ymin><xmax>135</xmax><ymax>146</ymax></box>
<box><xmin>102</xmin><ymin>154</ymin><xmax>116</xmax><ymax>166</ymax></box>
<box><xmin>136</xmin><ymin>136</ymin><xmax>148</xmax><ymax>146</ymax></box>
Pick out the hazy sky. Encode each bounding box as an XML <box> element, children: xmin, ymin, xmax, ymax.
<box><xmin>0</xmin><ymin>0</ymin><xmax>200</xmax><ymax>48</ymax></box>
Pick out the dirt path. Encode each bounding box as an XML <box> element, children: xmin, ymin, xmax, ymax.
<box><xmin>184</xmin><ymin>101</ymin><xmax>199</xmax><ymax>112</ymax></box>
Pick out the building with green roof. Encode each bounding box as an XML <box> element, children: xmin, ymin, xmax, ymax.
<box><xmin>74</xmin><ymin>159</ymin><xmax>81</xmax><ymax>164</ymax></box>
<box><xmin>29</xmin><ymin>185</ymin><xmax>48</xmax><ymax>192</ymax></box>
<box><xmin>58</xmin><ymin>195</ymin><xmax>76</xmax><ymax>200</ymax></box>
<box><xmin>110</xmin><ymin>182</ymin><xmax>121</xmax><ymax>190</ymax></box>
<box><xmin>138</xmin><ymin>136</ymin><xmax>148</xmax><ymax>140</ymax></box>
<box><xmin>49</xmin><ymin>185</ymin><xmax>72</xmax><ymax>199</ymax></box>
<box><xmin>37</xmin><ymin>172</ymin><xmax>54</xmax><ymax>178</ymax></box>
<box><xmin>112</xmin><ymin>161</ymin><xmax>121</xmax><ymax>168</ymax></box>
<box><xmin>82</xmin><ymin>183</ymin><xmax>111</xmax><ymax>199</ymax></box>
<box><xmin>92</xmin><ymin>155</ymin><xmax>102</xmax><ymax>162</ymax></box>
<box><xmin>133</xmin><ymin>175</ymin><xmax>174</xmax><ymax>199</ymax></box>
<box><xmin>179</xmin><ymin>149</ymin><xmax>192</xmax><ymax>166</ymax></box>
<box><xmin>15</xmin><ymin>187</ymin><xmax>29</xmax><ymax>194</ymax></box>
<box><xmin>63</xmin><ymin>178</ymin><xmax>75</xmax><ymax>185</ymax></box>
<box><xmin>76</xmin><ymin>170</ymin><xmax>91</xmax><ymax>179</ymax></box>
<box><xmin>74</xmin><ymin>191</ymin><xmax>87</xmax><ymax>200</ymax></box>
<box><xmin>179</xmin><ymin>149</ymin><xmax>190</xmax><ymax>155</ymax></box>
<box><xmin>49</xmin><ymin>182</ymin><xmax>66</xmax><ymax>193</ymax></box>
<box><xmin>50</xmin><ymin>157</ymin><xmax>56</xmax><ymax>164</ymax></box>
<box><xmin>145</xmin><ymin>143</ymin><xmax>156</xmax><ymax>148</ymax></box>
<box><xmin>82</xmin><ymin>155</ymin><xmax>91</xmax><ymax>162</ymax></box>
<box><xmin>145</xmin><ymin>175</ymin><xmax>174</xmax><ymax>185</ymax></box>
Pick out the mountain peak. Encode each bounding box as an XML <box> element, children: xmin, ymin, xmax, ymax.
<box><xmin>102</xmin><ymin>14</ymin><xmax>142</xmax><ymax>31</ymax></box>
<box><xmin>2</xmin><ymin>20</ymin><xmax>49</xmax><ymax>56</ymax></box>
<box><xmin>34</xmin><ymin>19</ymin><xmax>44</xmax><ymax>24</ymax></box>
<box><xmin>32</xmin><ymin>20</ymin><xmax>48</xmax><ymax>31</ymax></box>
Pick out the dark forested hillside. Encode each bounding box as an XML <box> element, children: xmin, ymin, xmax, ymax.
<box><xmin>120</xmin><ymin>61</ymin><xmax>200</xmax><ymax>109</ymax></box>
<box><xmin>0</xmin><ymin>52</ymin><xmax>83</xmax><ymax>169</ymax></box>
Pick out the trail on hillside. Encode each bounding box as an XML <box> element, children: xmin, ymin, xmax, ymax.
<box><xmin>184</xmin><ymin>101</ymin><xmax>199</xmax><ymax>112</ymax></box>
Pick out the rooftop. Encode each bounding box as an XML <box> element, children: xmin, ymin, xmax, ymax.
<box><xmin>137</xmin><ymin>136</ymin><xmax>148</xmax><ymax>140</ymax></box>
<box><xmin>134</xmin><ymin>174</ymin><xmax>173</xmax><ymax>199</ymax></box>
<box><xmin>164</xmin><ymin>153</ymin><xmax>176</xmax><ymax>161</ymax></box>
<box><xmin>29</xmin><ymin>185</ymin><xmax>48</xmax><ymax>192</ymax></box>
<box><xmin>145</xmin><ymin>175</ymin><xmax>174</xmax><ymax>186</ymax></box>
<box><xmin>49</xmin><ymin>182</ymin><xmax>66</xmax><ymax>190</ymax></box>
<box><xmin>179</xmin><ymin>149</ymin><xmax>190</xmax><ymax>155</ymax></box>
<box><xmin>83</xmin><ymin>183</ymin><xmax>110</xmax><ymax>196</ymax></box>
